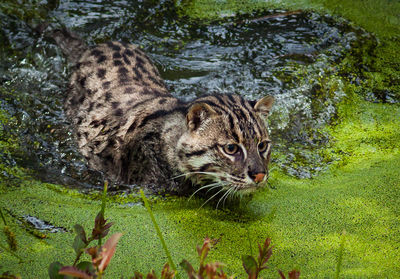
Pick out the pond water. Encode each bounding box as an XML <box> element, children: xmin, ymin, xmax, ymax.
<box><xmin>0</xmin><ymin>0</ymin><xmax>371</xmax><ymax>191</ymax></box>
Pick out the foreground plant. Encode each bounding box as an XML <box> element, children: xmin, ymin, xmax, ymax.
<box><xmin>48</xmin><ymin>184</ymin><xmax>300</xmax><ymax>278</ymax></box>
<box><xmin>141</xmin><ymin>191</ymin><xmax>300</xmax><ymax>279</ymax></box>
<box><xmin>278</xmin><ymin>270</ymin><xmax>301</xmax><ymax>279</ymax></box>
<box><xmin>242</xmin><ymin>238</ymin><xmax>300</xmax><ymax>279</ymax></box>
<box><xmin>53</xmin><ymin>232</ymin><xmax>122</xmax><ymax>279</ymax></box>
<box><xmin>132</xmin><ymin>236</ymin><xmax>299</xmax><ymax>279</ymax></box>
<box><xmin>180</xmin><ymin>237</ymin><xmax>231</xmax><ymax>279</ymax></box>
<box><xmin>48</xmin><ymin>182</ymin><xmax>121</xmax><ymax>279</ymax></box>
<box><xmin>242</xmin><ymin>238</ymin><xmax>273</xmax><ymax>279</ymax></box>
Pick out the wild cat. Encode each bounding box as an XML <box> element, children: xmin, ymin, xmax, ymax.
<box><xmin>50</xmin><ymin>28</ymin><xmax>274</xmax><ymax>195</ymax></box>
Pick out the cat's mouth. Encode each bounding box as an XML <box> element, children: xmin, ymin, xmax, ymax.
<box><xmin>235</xmin><ymin>180</ymin><xmax>268</xmax><ymax>194</ymax></box>
<box><xmin>225</xmin><ymin>178</ymin><xmax>268</xmax><ymax>194</ymax></box>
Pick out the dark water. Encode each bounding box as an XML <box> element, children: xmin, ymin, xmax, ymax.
<box><xmin>0</xmin><ymin>0</ymin><xmax>371</xmax><ymax>190</ymax></box>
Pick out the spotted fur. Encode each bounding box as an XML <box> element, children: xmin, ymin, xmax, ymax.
<box><xmin>52</xmin><ymin>29</ymin><xmax>274</xmax><ymax>194</ymax></box>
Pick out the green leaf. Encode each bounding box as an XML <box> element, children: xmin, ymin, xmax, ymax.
<box><xmin>180</xmin><ymin>259</ymin><xmax>195</xmax><ymax>278</ymax></box>
<box><xmin>74</xmin><ymin>224</ymin><xmax>87</xmax><ymax>244</ymax></box>
<box><xmin>242</xmin><ymin>255</ymin><xmax>257</xmax><ymax>276</ymax></box>
<box><xmin>76</xmin><ymin>261</ymin><xmax>95</xmax><ymax>275</ymax></box>
<box><xmin>73</xmin><ymin>234</ymin><xmax>86</xmax><ymax>256</ymax></box>
<box><xmin>48</xmin><ymin>262</ymin><xmax>64</xmax><ymax>279</ymax></box>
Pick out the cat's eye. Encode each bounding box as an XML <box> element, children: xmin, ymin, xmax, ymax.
<box><xmin>258</xmin><ymin>140</ymin><xmax>270</xmax><ymax>153</ymax></box>
<box><xmin>223</xmin><ymin>144</ymin><xmax>239</xmax><ymax>155</ymax></box>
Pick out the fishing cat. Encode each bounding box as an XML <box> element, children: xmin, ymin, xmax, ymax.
<box><xmin>50</xmin><ymin>28</ymin><xmax>274</xmax><ymax>194</ymax></box>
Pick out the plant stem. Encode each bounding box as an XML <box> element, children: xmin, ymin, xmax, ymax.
<box><xmin>98</xmin><ymin>180</ymin><xmax>108</xmax><ymax>247</ymax></box>
<box><xmin>335</xmin><ymin>230</ymin><xmax>346</xmax><ymax>279</ymax></box>
<box><xmin>140</xmin><ymin>189</ymin><xmax>181</xmax><ymax>279</ymax></box>
<box><xmin>246</xmin><ymin>227</ymin><xmax>253</xmax><ymax>256</ymax></box>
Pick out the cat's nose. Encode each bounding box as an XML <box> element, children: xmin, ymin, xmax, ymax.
<box><xmin>248</xmin><ymin>171</ymin><xmax>265</xmax><ymax>183</ymax></box>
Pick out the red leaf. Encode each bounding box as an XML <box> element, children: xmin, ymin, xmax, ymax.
<box><xmin>59</xmin><ymin>266</ymin><xmax>92</xmax><ymax>279</ymax></box>
<box><xmin>103</xmin><ymin>222</ymin><xmax>114</xmax><ymax>231</ymax></box>
<box><xmin>86</xmin><ymin>246</ymin><xmax>99</xmax><ymax>258</ymax></box>
<box><xmin>289</xmin><ymin>270</ymin><xmax>300</xmax><ymax>279</ymax></box>
<box><xmin>145</xmin><ymin>275</ymin><xmax>154</xmax><ymax>279</ymax></box>
<box><xmin>263</xmin><ymin>238</ymin><xmax>271</xmax><ymax>250</ymax></box>
<box><xmin>278</xmin><ymin>269</ymin><xmax>300</xmax><ymax>279</ymax></box>
<box><xmin>261</xmin><ymin>247</ymin><xmax>273</xmax><ymax>266</ymax></box>
<box><xmin>146</xmin><ymin>270</ymin><xmax>157</xmax><ymax>279</ymax></box>
<box><xmin>98</xmin><ymin>233</ymin><xmax>123</xmax><ymax>272</ymax></box>
<box><xmin>100</xmin><ymin>227</ymin><xmax>112</xmax><ymax>238</ymax></box>
<box><xmin>257</xmin><ymin>243</ymin><xmax>263</xmax><ymax>262</ymax></box>
<box><xmin>133</xmin><ymin>271</ymin><xmax>144</xmax><ymax>279</ymax></box>
<box><xmin>92</xmin><ymin>213</ymin><xmax>113</xmax><ymax>240</ymax></box>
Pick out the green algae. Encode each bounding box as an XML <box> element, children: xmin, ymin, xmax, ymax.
<box><xmin>1</xmin><ymin>96</ymin><xmax>400</xmax><ymax>277</ymax></box>
<box><xmin>328</xmin><ymin>94</ymin><xmax>400</xmax><ymax>166</ymax></box>
<box><xmin>1</xmin><ymin>146</ymin><xmax>399</xmax><ymax>278</ymax></box>
<box><xmin>1</xmin><ymin>0</ymin><xmax>400</xmax><ymax>278</ymax></box>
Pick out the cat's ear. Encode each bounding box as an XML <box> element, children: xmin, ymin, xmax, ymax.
<box><xmin>253</xmin><ymin>95</ymin><xmax>274</xmax><ymax>117</ymax></box>
<box><xmin>186</xmin><ymin>103</ymin><xmax>217</xmax><ymax>131</ymax></box>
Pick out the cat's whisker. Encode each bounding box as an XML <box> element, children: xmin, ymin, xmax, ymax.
<box><xmin>188</xmin><ymin>182</ymin><xmax>224</xmax><ymax>201</ymax></box>
<box><xmin>205</xmin><ymin>182</ymin><xmax>228</xmax><ymax>194</ymax></box>
<box><xmin>200</xmin><ymin>188</ymin><xmax>225</xmax><ymax>209</ymax></box>
<box><xmin>223</xmin><ymin>186</ymin><xmax>236</xmax><ymax>207</ymax></box>
<box><xmin>224</xmin><ymin>187</ymin><xmax>234</xmax><ymax>205</ymax></box>
<box><xmin>216</xmin><ymin>187</ymin><xmax>233</xmax><ymax>209</ymax></box>
<box><xmin>170</xmin><ymin>171</ymin><xmax>223</xmax><ymax>180</ymax></box>
<box><xmin>230</xmin><ymin>185</ymin><xmax>240</xmax><ymax>199</ymax></box>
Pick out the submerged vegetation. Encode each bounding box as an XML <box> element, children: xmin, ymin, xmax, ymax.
<box><xmin>0</xmin><ymin>0</ymin><xmax>399</xmax><ymax>278</ymax></box>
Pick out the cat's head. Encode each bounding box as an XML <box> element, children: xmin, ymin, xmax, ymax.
<box><xmin>177</xmin><ymin>94</ymin><xmax>274</xmax><ymax>195</ymax></box>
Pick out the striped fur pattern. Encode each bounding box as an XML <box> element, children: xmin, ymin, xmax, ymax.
<box><xmin>53</xmin><ymin>29</ymin><xmax>274</xmax><ymax>194</ymax></box>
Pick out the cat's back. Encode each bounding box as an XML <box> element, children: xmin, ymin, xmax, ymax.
<box><xmin>64</xmin><ymin>40</ymin><xmax>176</xmax><ymax>174</ymax></box>
<box><xmin>66</xmin><ymin>41</ymin><xmax>169</xmax><ymax>122</ymax></box>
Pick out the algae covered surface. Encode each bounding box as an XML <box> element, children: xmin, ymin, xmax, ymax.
<box><xmin>1</xmin><ymin>0</ymin><xmax>400</xmax><ymax>278</ymax></box>
<box><xmin>1</xmin><ymin>98</ymin><xmax>400</xmax><ymax>277</ymax></box>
